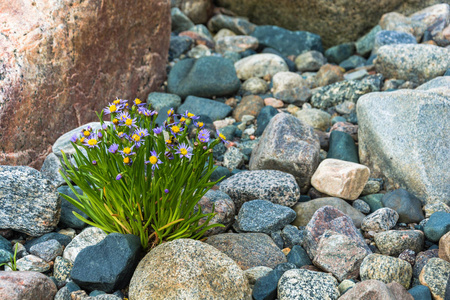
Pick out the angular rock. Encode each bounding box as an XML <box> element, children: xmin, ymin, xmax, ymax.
<box><xmin>311</xmin><ymin>80</ymin><xmax>376</xmax><ymax>109</ymax></box>
<box><xmin>236</xmin><ymin>200</ymin><xmax>296</xmax><ymax>234</ymax></box>
<box><xmin>129</xmin><ymin>239</ymin><xmax>251</xmax><ymax>299</ymax></box>
<box><xmin>281</xmin><ymin>225</ymin><xmax>305</xmax><ymax>249</ymax></box>
<box><xmin>439</xmin><ymin>231</ymin><xmax>450</xmax><ymax>262</ymax></box>
<box><xmin>24</xmin><ymin>232</ymin><xmax>71</xmax><ymax>253</ymax></box>
<box><xmin>424</xmin><ymin>212</ymin><xmax>450</xmax><ymax>242</ymax></box>
<box><xmin>375</xmin><ymin>44</ymin><xmax>450</xmax><ymax>83</ymax></box>
<box><xmin>287</xmin><ymin>245</ymin><xmax>312</xmax><ymax>268</ymax></box>
<box><xmin>381</xmin><ymin>189</ymin><xmax>425</xmax><ymax>223</ymax></box>
<box><xmin>29</xmin><ymin>239</ymin><xmax>63</xmax><ymax>262</ymax></box>
<box><xmin>205</xmin><ymin>233</ymin><xmax>287</xmax><ymax>270</ymax></box>
<box><xmin>0</xmin><ymin>271</ymin><xmax>57</xmax><ymax>300</ymax></box>
<box><xmin>414</xmin><ymin>249</ymin><xmax>440</xmax><ymax>279</ymax></box>
<box><xmin>197</xmin><ymin>190</ymin><xmax>235</xmax><ymax>237</ymax></box>
<box><xmin>326</xmin><ymin>130</ymin><xmax>359</xmax><ymax>163</ymax></box>
<box><xmin>357</xmin><ymin>88</ymin><xmax>450</xmax><ymax>204</ymax></box>
<box><xmin>71</xmin><ymin>233</ymin><xmax>142</xmax><ymax>293</ymax></box>
<box><xmin>169</xmin><ymin>35</ymin><xmax>194</xmax><ymax>60</ymax></box>
<box><xmin>303</xmin><ymin>206</ymin><xmax>371</xmax><ymax>259</ymax></box>
<box><xmin>379</xmin><ymin>12</ymin><xmax>426</xmax><ymax>42</ymax></box>
<box><xmin>171</xmin><ymin>7</ymin><xmax>195</xmax><ymax>33</ymax></box>
<box><xmin>411</xmin><ymin>4</ymin><xmax>450</xmax><ymax>46</ymax></box>
<box><xmin>374</xmin><ymin>230</ymin><xmax>424</xmax><ymax>256</ymax></box>
<box><xmin>40</xmin><ymin>153</ymin><xmax>65</xmax><ymax>187</ymax></box>
<box><xmin>360</xmin><ymin>254</ymin><xmax>413</xmax><ymax>289</ymax></box>
<box><xmin>295</xmin><ymin>50</ymin><xmax>326</xmax><ymax>72</ymax></box>
<box><xmin>340</xmin><ymin>55</ymin><xmax>367</xmax><ymax>71</ymax></box>
<box><xmin>0</xmin><ymin>0</ymin><xmax>169</xmax><ymax>168</ymax></box>
<box><xmin>295</xmin><ymin>108</ymin><xmax>331</xmax><ymax>131</ymax></box>
<box><xmin>216</xmin><ymin>36</ymin><xmax>259</xmax><ymax>54</ymax></box>
<box><xmin>251</xmin><ymin>25</ymin><xmax>323</xmax><ymax>57</ymax></box>
<box><xmin>252</xmin><ymin>263</ymin><xmax>296</xmax><ymax>300</ymax></box>
<box><xmin>245</xmin><ymin>266</ymin><xmax>272</xmax><ymax>288</ymax></box>
<box><xmin>0</xmin><ymin>166</ymin><xmax>60</xmax><ymax>236</ymax></box>
<box><xmin>63</xmin><ymin>227</ymin><xmax>107</xmax><ymax>263</ymax></box>
<box><xmin>223</xmin><ymin>147</ymin><xmax>244</xmax><ymax>170</ymax></box>
<box><xmin>219</xmin><ymin>169</ymin><xmax>300</xmax><ymax>211</ymax></box>
<box><xmin>311</xmin><ymin>159</ymin><xmax>370</xmax><ymax>201</ymax></box>
<box><xmin>278</xmin><ymin>269</ymin><xmax>339</xmax><ymax>300</ymax></box>
<box><xmin>292</xmin><ymin>197</ymin><xmax>366</xmax><ymax>228</ymax></box>
<box><xmin>147</xmin><ymin>92</ymin><xmax>182</xmax><ymax>112</ymax></box>
<box><xmin>234</xmin><ymin>54</ymin><xmax>289</xmax><ymax>80</ymax></box>
<box><xmin>208</xmin><ymin>14</ymin><xmax>256</xmax><ymax>35</ymax></box>
<box><xmin>356</xmin><ymin>25</ymin><xmax>382</xmax><ymax>56</ymax></box>
<box><xmin>372</xmin><ymin>30</ymin><xmax>417</xmax><ymax>53</ymax></box>
<box><xmin>15</xmin><ymin>255</ymin><xmax>51</xmax><ymax>273</ymax></box>
<box><xmin>54</xmin><ymin>256</ymin><xmax>73</xmax><ymax>282</ymax></box>
<box><xmin>339</xmin><ymin>280</ymin><xmax>413</xmax><ymax>300</ymax></box>
<box><xmin>254</xmin><ymin>106</ymin><xmax>278</xmax><ymax>137</ymax></box>
<box><xmin>419</xmin><ymin>258</ymin><xmax>450</xmax><ymax>300</ymax></box>
<box><xmin>168</xmin><ymin>56</ymin><xmax>241</xmax><ymax>99</ymax></box>
<box><xmin>315</xmin><ymin>64</ymin><xmax>344</xmax><ymax>87</ymax></box>
<box><xmin>325</xmin><ymin>43</ymin><xmax>355</xmax><ymax>64</ymax></box>
<box><xmin>249</xmin><ymin>113</ymin><xmax>320</xmax><ymax>193</ymax></box>
<box><xmin>313</xmin><ymin>230</ymin><xmax>369</xmax><ymax>282</ymax></box>
<box><xmin>177</xmin><ymin>96</ymin><xmax>232</xmax><ymax>121</ymax></box>
<box><xmin>361</xmin><ymin>208</ymin><xmax>399</xmax><ymax>232</ymax></box>
<box><xmin>233</xmin><ymin>95</ymin><xmax>264</xmax><ymax>122</ymax></box>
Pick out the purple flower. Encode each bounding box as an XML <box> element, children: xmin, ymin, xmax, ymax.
<box><xmin>116</xmin><ymin>174</ymin><xmax>122</xmax><ymax>180</ymax></box>
<box><xmin>98</xmin><ymin>131</ymin><xmax>103</xmax><ymax>139</ymax></box>
<box><xmin>216</xmin><ymin>129</ymin><xmax>229</xmax><ymax>145</ymax></box>
<box><xmin>83</xmin><ymin>135</ymin><xmax>100</xmax><ymax>148</ymax></box>
<box><xmin>133</xmin><ymin>98</ymin><xmax>145</xmax><ymax>107</ymax></box>
<box><xmin>183</xmin><ymin>110</ymin><xmax>200</xmax><ymax>120</ymax></box>
<box><xmin>170</xmin><ymin>124</ymin><xmax>183</xmax><ymax>136</ymax></box>
<box><xmin>153</xmin><ymin>126</ymin><xmax>164</xmax><ymax>135</ymax></box>
<box><xmin>108</xmin><ymin>143</ymin><xmax>119</xmax><ymax>154</ymax></box>
<box><xmin>144</xmin><ymin>150</ymin><xmax>162</xmax><ymax>170</ymax></box>
<box><xmin>165</xmin><ymin>151</ymin><xmax>174</xmax><ymax>160</ymax></box>
<box><xmin>167</xmin><ymin>108</ymin><xmax>175</xmax><ymax>117</ymax></box>
<box><xmin>92</xmin><ymin>160</ymin><xmax>97</xmax><ymax>165</ymax></box>
<box><xmin>176</xmin><ymin>142</ymin><xmax>193</xmax><ymax>159</ymax></box>
<box><xmin>164</xmin><ymin>189</ymin><xmax>169</xmax><ymax>194</ymax></box>
<box><xmin>104</xmin><ymin>103</ymin><xmax>122</xmax><ymax>115</ymax></box>
<box><xmin>70</xmin><ymin>134</ymin><xmax>78</xmax><ymax>143</ymax></box>
<box><xmin>119</xmin><ymin>145</ymin><xmax>136</xmax><ymax>157</ymax></box>
<box><xmin>117</xmin><ymin>131</ymin><xmax>128</xmax><ymax>139</ymax></box>
<box><xmin>198</xmin><ymin>129</ymin><xmax>210</xmax><ymax>143</ymax></box>
<box><xmin>194</xmin><ymin>121</ymin><xmax>204</xmax><ymax>128</ymax></box>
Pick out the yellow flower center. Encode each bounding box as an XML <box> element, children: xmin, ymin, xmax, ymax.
<box><xmin>220</xmin><ymin>133</ymin><xmax>226</xmax><ymax>140</ymax></box>
<box><xmin>83</xmin><ymin>130</ymin><xmax>90</xmax><ymax>137</ymax></box>
<box><xmin>109</xmin><ymin>105</ymin><xmax>117</xmax><ymax>112</ymax></box>
<box><xmin>123</xmin><ymin>147</ymin><xmax>131</xmax><ymax>155</ymax></box>
<box><xmin>113</xmin><ymin>100</ymin><xmax>121</xmax><ymax>105</ymax></box>
<box><xmin>197</xmin><ymin>122</ymin><xmax>203</xmax><ymax>127</ymax></box>
<box><xmin>80</xmin><ymin>137</ymin><xmax>85</xmax><ymax>143</ymax></box>
<box><xmin>132</xmin><ymin>134</ymin><xmax>140</xmax><ymax>142</ymax></box>
<box><xmin>180</xmin><ymin>148</ymin><xmax>188</xmax><ymax>156</ymax></box>
<box><xmin>168</xmin><ymin>109</ymin><xmax>174</xmax><ymax>115</ymax></box>
<box><xmin>187</xmin><ymin>113</ymin><xmax>194</xmax><ymax>118</ymax></box>
<box><xmin>166</xmin><ymin>139</ymin><xmax>172</xmax><ymax>144</ymax></box>
<box><xmin>149</xmin><ymin>156</ymin><xmax>158</xmax><ymax>164</ymax></box>
<box><xmin>113</xmin><ymin>118</ymin><xmax>119</xmax><ymax>125</ymax></box>
<box><xmin>171</xmin><ymin>126</ymin><xmax>180</xmax><ymax>134</ymax></box>
<box><xmin>88</xmin><ymin>139</ymin><xmax>98</xmax><ymax>146</ymax></box>
<box><xmin>135</xmin><ymin>98</ymin><xmax>141</xmax><ymax>105</ymax></box>
<box><xmin>123</xmin><ymin>157</ymin><xmax>130</xmax><ymax>164</ymax></box>
<box><xmin>125</xmin><ymin>118</ymin><xmax>133</xmax><ymax>126</ymax></box>
<box><xmin>180</xmin><ymin>117</ymin><xmax>186</xmax><ymax>122</ymax></box>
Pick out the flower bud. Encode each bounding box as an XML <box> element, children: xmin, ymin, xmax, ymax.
<box><xmin>116</xmin><ymin>174</ymin><xmax>122</xmax><ymax>180</ymax></box>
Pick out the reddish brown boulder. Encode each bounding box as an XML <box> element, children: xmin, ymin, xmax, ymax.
<box><xmin>0</xmin><ymin>0</ymin><xmax>170</xmax><ymax>169</ymax></box>
<box><xmin>0</xmin><ymin>271</ymin><xmax>57</xmax><ymax>300</ymax></box>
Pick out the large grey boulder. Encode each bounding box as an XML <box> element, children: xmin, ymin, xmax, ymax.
<box><xmin>357</xmin><ymin>83</ymin><xmax>450</xmax><ymax>205</ymax></box>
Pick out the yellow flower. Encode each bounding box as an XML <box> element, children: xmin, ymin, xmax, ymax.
<box><xmin>123</xmin><ymin>147</ymin><xmax>131</xmax><ymax>155</ymax></box>
<box><xmin>125</xmin><ymin>118</ymin><xmax>133</xmax><ymax>126</ymax></box>
<box><xmin>123</xmin><ymin>157</ymin><xmax>130</xmax><ymax>164</ymax></box>
<box><xmin>113</xmin><ymin>118</ymin><xmax>119</xmax><ymax>125</ymax></box>
<box><xmin>132</xmin><ymin>134</ymin><xmax>140</xmax><ymax>142</ymax></box>
<box><xmin>109</xmin><ymin>104</ymin><xmax>117</xmax><ymax>113</ymax></box>
<box><xmin>83</xmin><ymin>130</ymin><xmax>90</xmax><ymax>137</ymax></box>
<box><xmin>149</xmin><ymin>156</ymin><xmax>158</xmax><ymax>164</ymax></box>
<box><xmin>171</xmin><ymin>125</ymin><xmax>180</xmax><ymax>134</ymax></box>
<box><xmin>135</xmin><ymin>98</ymin><xmax>142</xmax><ymax>105</ymax></box>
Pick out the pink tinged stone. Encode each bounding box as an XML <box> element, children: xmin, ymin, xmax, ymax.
<box><xmin>311</xmin><ymin>158</ymin><xmax>370</xmax><ymax>200</ymax></box>
<box><xmin>264</xmin><ymin>97</ymin><xmax>284</xmax><ymax>108</ymax></box>
<box><xmin>339</xmin><ymin>280</ymin><xmax>413</xmax><ymax>300</ymax></box>
<box><xmin>0</xmin><ymin>271</ymin><xmax>57</xmax><ymax>300</ymax></box>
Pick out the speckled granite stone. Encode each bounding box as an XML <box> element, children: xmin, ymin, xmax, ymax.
<box><xmin>419</xmin><ymin>258</ymin><xmax>450</xmax><ymax>300</ymax></box>
<box><xmin>219</xmin><ymin>169</ymin><xmax>300</xmax><ymax>211</ymax></box>
<box><xmin>15</xmin><ymin>255</ymin><xmax>51</xmax><ymax>273</ymax></box>
<box><xmin>244</xmin><ymin>266</ymin><xmax>272</xmax><ymax>287</ymax></box>
<box><xmin>63</xmin><ymin>227</ymin><xmax>107</xmax><ymax>263</ymax></box>
<box><xmin>205</xmin><ymin>233</ymin><xmax>287</xmax><ymax>270</ymax></box>
<box><xmin>249</xmin><ymin>113</ymin><xmax>320</xmax><ymax>193</ymax></box>
<box><xmin>53</xmin><ymin>256</ymin><xmax>73</xmax><ymax>282</ymax></box>
<box><xmin>399</xmin><ymin>249</ymin><xmax>416</xmax><ymax>267</ymax></box>
<box><xmin>277</xmin><ymin>269</ymin><xmax>340</xmax><ymax>300</ymax></box>
<box><xmin>0</xmin><ymin>166</ymin><xmax>60</xmax><ymax>236</ymax></box>
<box><xmin>360</xmin><ymin>254</ymin><xmax>413</xmax><ymax>289</ymax></box>
<box><xmin>30</xmin><ymin>239</ymin><xmax>63</xmax><ymax>262</ymax></box>
<box><xmin>374</xmin><ymin>230</ymin><xmax>424</xmax><ymax>256</ymax></box>
<box><xmin>303</xmin><ymin>206</ymin><xmax>371</xmax><ymax>260</ymax></box>
<box><xmin>40</xmin><ymin>152</ymin><xmax>66</xmax><ymax>187</ymax></box>
<box><xmin>129</xmin><ymin>239</ymin><xmax>251</xmax><ymax>300</ymax></box>
<box><xmin>313</xmin><ymin>230</ymin><xmax>369</xmax><ymax>282</ymax></box>
<box><xmin>236</xmin><ymin>200</ymin><xmax>296</xmax><ymax>234</ymax></box>
<box><xmin>196</xmin><ymin>190</ymin><xmax>236</xmax><ymax>237</ymax></box>
<box><xmin>361</xmin><ymin>208</ymin><xmax>399</xmax><ymax>232</ymax></box>
<box><xmin>0</xmin><ymin>271</ymin><xmax>57</xmax><ymax>300</ymax></box>
<box><xmin>414</xmin><ymin>249</ymin><xmax>440</xmax><ymax>279</ymax></box>
<box><xmin>339</xmin><ymin>280</ymin><xmax>413</xmax><ymax>300</ymax></box>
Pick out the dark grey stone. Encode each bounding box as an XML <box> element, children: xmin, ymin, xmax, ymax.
<box><xmin>251</xmin><ymin>25</ymin><xmax>323</xmax><ymax>57</ymax></box>
<box><xmin>177</xmin><ymin>96</ymin><xmax>232</xmax><ymax>121</ymax></box>
<box><xmin>169</xmin><ymin>35</ymin><xmax>194</xmax><ymax>60</ymax></box>
<box><xmin>254</xmin><ymin>106</ymin><xmax>279</xmax><ymax>136</ymax></box>
<box><xmin>444</xmin><ymin>69</ymin><xmax>450</xmax><ymax>76</ymax></box>
<box><xmin>0</xmin><ymin>236</ymin><xmax>12</xmax><ymax>264</ymax></box>
<box><xmin>408</xmin><ymin>285</ymin><xmax>432</xmax><ymax>300</ymax></box>
<box><xmin>270</xmin><ymin>231</ymin><xmax>284</xmax><ymax>249</ymax></box>
<box><xmin>381</xmin><ymin>189</ymin><xmax>424</xmax><ymax>224</ymax></box>
<box><xmin>327</xmin><ymin>130</ymin><xmax>359</xmax><ymax>163</ymax></box>
<box><xmin>71</xmin><ymin>233</ymin><xmax>142</xmax><ymax>293</ymax></box>
<box><xmin>57</xmin><ymin>185</ymin><xmax>89</xmax><ymax>229</ymax></box>
<box><xmin>281</xmin><ymin>225</ymin><xmax>304</xmax><ymax>248</ymax></box>
<box><xmin>236</xmin><ymin>200</ymin><xmax>296</xmax><ymax>234</ymax></box>
<box><xmin>373</xmin><ymin>30</ymin><xmax>417</xmax><ymax>54</ymax></box>
<box><xmin>311</xmin><ymin>80</ymin><xmax>376</xmax><ymax>109</ymax></box>
<box><xmin>210</xmin><ymin>166</ymin><xmax>231</xmax><ymax>182</ymax></box>
<box><xmin>40</xmin><ymin>152</ymin><xmax>66</xmax><ymax>187</ymax></box>
<box><xmin>208</xmin><ymin>14</ymin><xmax>256</xmax><ymax>35</ymax></box>
<box><xmin>325</xmin><ymin>42</ymin><xmax>355</xmax><ymax>64</ymax></box>
<box><xmin>361</xmin><ymin>194</ymin><xmax>384</xmax><ymax>213</ymax></box>
<box><xmin>168</xmin><ymin>56</ymin><xmax>241</xmax><ymax>99</ymax></box>
<box><xmin>287</xmin><ymin>245</ymin><xmax>312</xmax><ymax>268</ymax></box>
<box><xmin>252</xmin><ymin>263</ymin><xmax>296</xmax><ymax>300</ymax></box>
<box><xmin>0</xmin><ymin>166</ymin><xmax>60</xmax><ymax>236</ymax></box>
<box><xmin>423</xmin><ymin>212</ymin><xmax>450</xmax><ymax>242</ymax></box>
<box><xmin>147</xmin><ymin>92</ymin><xmax>182</xmax><ymax>112</ymax></box>
<box><xmin>29</xmin><ymin>239</ymin><xmax>63</xmax><ymax>262</ymax></box>
<box><xmin>339</xmin><ymin>55</ymin><xmax>367</xmax><ymax>71</ymax></box>
<box><xmin>171</xmin><ymin>7</ymin><xmax>194</xmax><ymax>33</ymax></box>
<box><xmin>213</xmin><ymin>142</ymin><xmax>227</xmax><ymax>161</ymax></box>
<box><xmin>24</xmin><ymin>232</ymin><xmax>72</xmax><ymax>252</ymax></box>
<box><xmin>219</xmin><ymin>125</ymin><xmax>237</xmax><ymax>141</ymax></box>
<box><xmin>355</xmin><ymin>25</ymin><xmax>381</xmax><ymax>56</ymax></box>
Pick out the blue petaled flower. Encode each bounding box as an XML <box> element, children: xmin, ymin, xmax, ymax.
<box><xmin>153</xmin><ymin>126</ymin><xmax>164</xmax><ymax>135</ymax></box>
<box><xmin>98</xmin><ymin>131</ymin><xmax>103</xmax><ymax>139</ymax></box>
<box><xmin>108</xmin><ymin>143</ymin><xmax>119</xmax><ymax>154</ymax></box>
<box><xmin>165</xmin><ymin>151</ymin><xmax>174</xmax><ymax>160</ymax></box>
<box><xmin>104</xmin><ymin>102</ymin><xmax>123</xmax><ymax>115</ymax></box>
<box><xmin>116</xmin><ymin>174</ymin><xmax>122</xmax><ymax>180</ymax></box>
<box><xmin>167</xmin><ymin>108</ymin><xmax>175</xmax><ymax>117</ymax></box>
<box><xmin>83</xmin><ymin>134</ymin><xmax>100</xmax><ymax>148</ymax></box>
<box><xmin>133</xmin><ymin>98</ymin><xmax>145</xmax><ymax>107</ymax></box>
<box><xmin>145</xmin><ymin>150</ymin><xmax>162</xmax><ymax>170</ymax></box>
<box><xmin>102</xmin><ymin>123</ymin><xmax>108</xmax><ymax>130</ymax></box>
<box><xmin>216</xmin><ymin>129</ymin><xmax>229</xmax><ymax>144</ymax></box>
<box><xmin>117</xmin><ymin>131</ymin><xmax>128</xmax><ymax>139</ymax></box>
<box><xmin>130</xmin><ymin>127</ymin><xmax>149</xmax><ymax>147</ymax></box>
<box><xmin>119</xmin><ymin>145</ymin><xmax>136</xmax><ymax>157</ymax></box>
<box><xmin>183</xmin><ymin>110</ymin><xmax>200</xmax><ymax>120</ymax></box>
<box><xmin>194</xmin><ymin>121</ymin><xmax>204</xmax><ymax>128</ymax></box>
<box><xmin>118</xmin><ymin>112</ymin><xmax>137</xmax><ymax>128</ymax></box>
<box><xmin>170</xmin><ymin>124</ymin><xmax>183</xmax><ymax>136</ymax></box>
<box><xmin>198</xmin><ymin>129</ymin><xmax>210</xmax><ymax>143</ymax></box>
<box><xmin>70</xmin><ymin>134</ymin><xmax>78</xmax><ymax>143</ymax></box>
<box><xmin>176</xmin><ymin>142</ymin><xmax>193</xmax><ymax>159</ymax></box>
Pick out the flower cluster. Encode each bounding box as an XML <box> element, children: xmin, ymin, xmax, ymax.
<box><xmin>60</xmin><ymin>98</ymin><xmax>227</xmax><ymax>250</ymax></box>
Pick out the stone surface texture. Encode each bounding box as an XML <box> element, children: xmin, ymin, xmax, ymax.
<box><xmin>129</xmin><ymin>239</ymin><xmax>251</xmax><ymax>300</ymax></box>
<box><xmin>311</xmin><ymin>159</ymin><xmax>370</xmax><ymax>200</ymax></box>
<box><xmin>63</xmin><ymin>227</ymin><xmax>107</xmax><ymax>263</ymax></box>
<box><xmin>249</xmin><ymin>113</ymin><xmax>320</xmax><ymax>193</ymax></box>
<box><xmin>0</xmin><ymin>0</ymin><xmax>170</xmax><ymax>168</ymax></box>
<box><xmin>0</xmin><ymin>166</ymin><xmax>60</xmax><ymax>236</ymax></box>
<box><xmin>360</xmin><ymin>254</ymin><xmax>413</xmax><ymax>289</ymax></box>
<box><xmin>419</xmin><ymin>258</ymin><xmax>450</xmax><ymax>300</ymax></box>
<box><xmin>374</xmin><ymin>230</ymin><xmax>424</xmax><ymax>256</ymax></box>
<box><xmin>361</xmin><ymin>208</ymin><xmax>399</xmax><ymax>232</ymax></box>
<box><xmin>234</xmin><ymin>54</ymin><xmax>289</xmax><ymax>80</ymax></box>
<box><xmin>339</xmin><ymin>280</ymin><xmax>413</xmax><ymax>300</ymax></box>
<box><xmin>357</xmin><ymin>87</ymin><xmax>450</xmax><ymax>205</ymax></box>
<box><xmin>0</xmin><ymin>271</ymin><xmax>57</xmax><ymax>300</ymax></box>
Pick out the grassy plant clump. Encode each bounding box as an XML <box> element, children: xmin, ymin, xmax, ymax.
<box><xmin>60</xmin><ymin>98</ymin><xmax>228</xmax><ymax>250</ymax></box>
<box><xmin>0</xmin><ymin>243</ymin><xmax>19</xmax><ymax>271</ymax></box>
